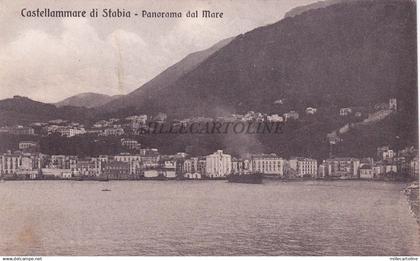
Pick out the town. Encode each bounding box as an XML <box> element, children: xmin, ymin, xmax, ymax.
<box><xmin>0</xmin><ymin>97</ymin><xmax>417</xmax><ymax>181</ymax></box>
<box><xmin>0</xmin><ymin>141</ymin><xmax>418</xmax><ymax>181</ymax></box>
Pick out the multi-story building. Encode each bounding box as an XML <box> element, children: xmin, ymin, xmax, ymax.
<box><xmin>103</xmin><ymin>127</ymin><xmax>124</xmax><ymax>136</ymax></box>
<box><xmin>102</xmin><ymin>161</ymin><xmax>131</xmax><ymax>179</ymax></box>
<box><xmin>75</xmin><ymin>159</ymin><xmax>101</xmax><ymax>177</ymax></box>
<box><xmin>6</xmin><ymin>126</ymin><xmax>35</xmax><ymax>135</ymax></box>
<box><xmin>121</xmin><ymin>139</ymin><xmax>141</xmax><ymax>150</ymax></box>
<box><xmin>18</xmin><ymin>141</ymin><xmax>39</xmax><ymax>152</ymax></box>
<box><xmin>323</xmin><ymin>158</ymin><xmax>360</xmax><ymax>178</ymax></box>
<box><xmin>161</xmin><ymin>160</ymin><xmax>177</xmax><ymax>178</ymax></box>
<box><xmin>183</xmin><ymin>157</ymin><xmax>206</xmax><ymax>175</ymax></box>
<box><xmin>49</xmin><ymin>155</ymin><xmax>78</xmax><ymax>169</ymax></box>
<box><xmin>289</xmin><ymin>157</ymin><xmax>318</xmax><ymax>177</ymax></box>
<box><xmin>410</xmin><ymin>156</ymin><xmax>419</xmax><ymax>178</ymax></box>
<box><xmin>359</xmin><ymin>165</ymin><xmax>374</xmax><ymax>179</ymax></box>
<box><xmin>231</xmin><ymin>157</ymin><xmax>245</xmax><ymax>174</ymax></box>
<box><xmin>0</xmin><ymin>152</ymin><xmax>42</xmax><ymax>177</ymax></box>
<box><xmin>205</xmin><ymin>150</ymin><xmax>231</xmax><ymax>178</ymax></box>
<box><xmin>377</xmin><ymin>146</ymin><xmax>395</xmax><ymax>161</ymax></box>
<box><xmin>54</xmin><ymin>126</ymin><xmax>86</xmax><ymax>137</ymax></box>
<box><xmin>114</xmin><ymin>153</ymin><xmax>142</xmax><ymax>163</ymax></box>
<box><xmin>250</xmin><ymin>154</ymin><xmax>284</xmax><ymax>176</ymax></box>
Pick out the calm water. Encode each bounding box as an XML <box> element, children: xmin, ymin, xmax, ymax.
<box><xmin>0</xmin><ymin>180</ymin><xmax>418</xmax><ymax>256</ymax></box>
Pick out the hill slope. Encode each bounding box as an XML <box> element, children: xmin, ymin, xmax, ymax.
<box><xmin>100</xmin><ymin>37</ymin><xmax>234</xmax><ymax>113</ymax></box>
<box><xmin>122</xmin><ymin>0</ymin><xmax>416</xmax><ymax>119</ymax></box>
<box><xmin>56</xmin><ymin>93</ymin><xmax>122</xmax><ymax>108</ymax></box>
<box><xmin>0</xmin><ymin>96</ymin><xmax>94</xmax><ymax>126</ymax></box>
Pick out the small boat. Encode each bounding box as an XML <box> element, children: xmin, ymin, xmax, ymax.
<box><xmin>228</xmin><ymin>173</ymin><xmax>263</xmax><ymax>184</ymax></box>
<box><xmin>101</xmin><ymin>189</ymin><xmax>111</xmax><ymax>192</ymax></box>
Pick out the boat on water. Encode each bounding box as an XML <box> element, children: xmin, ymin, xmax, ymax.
<box><xmin>228</xmin><ymin>173</ymin><xmax>263</xmax><ymax>184</ymax></box>
<box><xmin>101</xmin><ymin>189</ymin><xmax>111</xmax><ymax>192</ymax></box>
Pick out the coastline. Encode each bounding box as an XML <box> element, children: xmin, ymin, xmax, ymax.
<box><xmin>404</xmin><ymin>180</ymin><xmax>419</xmax><ymax>224</ymax></box>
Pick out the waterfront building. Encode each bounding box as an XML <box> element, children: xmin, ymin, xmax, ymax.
<box><xmin>205</xmin><ymin>150</ymin><xmax>231</xmax><ymax>178</ymax></box>
<box><xmin>75</xmin><ymin>159</ymin><xmax>100</xmax><ymax>177</ymax></box>
<box><xmin>250</xmin><ymin>154</ymin><xmax>284</xmax><ymax>176</ymax></box>
<box><xmin>183</xmin><ymin>157</ymin><xmax>206</xmax><ymax>175</ymax></box>
<box><xmin>183</xmin><ymin>157</ymin><xmax>198</xmax><ymax>174</ymax></box>
<box><xmin>0</xmin><ymin>152</ymin><xmax>42</xmax><ymax>176</ymax></box>
<box><xmin>231</xmin><ymin>157</ymin><xmax>245</xmax><ymax>174</ymax></box>
<box><xmin>103</xmin><ymin>161</ymin><xmax>131</xmax><ymax>179</ymax></box>
<box><xmin>289</xmin><ymin>157</ymin><xmax>317</xmax><ymax>178</ymax></box>
<box><xmin>143</xmin><ymin>169</ymin><xmax>159</xmax><ymax>178</ymax></box>
<box><xmin>161</xmin><ymin>160</ymin><xmax>176</xmax><ymax>178</ymax></box>
<box><xmin>49</xmin><ymin>155</ymin><xmax>77</xmax><ymax>170</ymax></box>
<box><xmin>41</xmin><ymin>168</ymin><xmax>70</xmax><ymax>178</ymax></box>
<box><xmin>323</xmin><ymin>158</ymin><xmax>360</xmax><ymax>178</ymax></box>
<box><xmin>409</xmin><ymin>156</ymin><xmax>419</xmax><ymax>178</ymax></box>
<box><xmin>318</xmin><ymin>163</ymin><xmax>327</xmax><ymax>178</ymax></box>
<box><xmin>359</xmin><ymin>165</ymin><xmax>374</xmax><ymax>179</ymax></box>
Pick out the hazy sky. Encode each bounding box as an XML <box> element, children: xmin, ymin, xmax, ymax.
<box><xmin>0</xmin><ymin>0</ymin><xmax>318</xmax><ymax>103</ymax></box>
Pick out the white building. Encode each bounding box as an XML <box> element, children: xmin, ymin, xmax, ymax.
<box><xmin>251</xmin><ymin>154</ymin><xmax>284</xmax><ymax>176</ymax></box>
<box><xmin>267</xmin><ymin>114</ymin><xmax>284</xmax><ymax>122</ymax></box>
<box><xmin>289</xmin><ymin>157</ymin><xmax>318</xmax><ymax>177</ymax></box>
<box><xmin>205</xmin><ymin>150</ymin><xmax>231</xmax><ymax>178</ymax></box>
<box><xmin>339</xmin><ymin>108</ymin><xmax>352</xmax><ymax>116</ymax></box>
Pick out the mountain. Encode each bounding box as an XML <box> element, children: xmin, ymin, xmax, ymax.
<box><xmin>56</xmin><ymin>92</ymin><xmax>123</xmax><ymax>108</ymax></box>
<box><xmin>0</xmin><ymin>0</ymin><xmax>416</xmax><ymax>159</ymax></box>
<box><xmin>284</xmin><ymin>0</ymin><xmax>346</xmax><ymax>18</ymax></box>
<box><xmin>99</xmin><ymin>37</ymin><xmax>234</xmax><ymax>113</ymax></box>
<box><xmin>118</xmin><ymin>0</ymin><xmax>415</xmax><ymax>119</ymax></box>
<box><xmin>0</xmin><ymin>96</ymin><xmax>93</xmax><ymax>126</ymax></box>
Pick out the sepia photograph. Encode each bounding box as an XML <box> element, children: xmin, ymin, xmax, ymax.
<box><xmin>0</xmin><ymin>0</ymin><xmax>418</xmax><ymax>257</ymax></box>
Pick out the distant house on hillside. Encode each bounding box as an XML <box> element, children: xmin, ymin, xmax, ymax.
<box><xmin>283</xmin><ymin>111</ymin><xmax>299</xmax><ymax>121</ymax></box>
<box><xmin>389</xmin><ymin>98</ymin><xmax>397</xmax><ymax>111</ymax></box>
<box><xmin>339</xmin><ymin>108</ymin><xmax>352</xmax><ymax>116</ymax></box>
<box><xmin>305</xmin><ymin>107</ymin><xmax>317</xmax><ymax>114</ymax></box>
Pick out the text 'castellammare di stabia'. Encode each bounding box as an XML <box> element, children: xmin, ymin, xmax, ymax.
<box><xmin>20</xmin><ymin>8</ymin><xmax>224</xmax><ymax>18</ymax></box>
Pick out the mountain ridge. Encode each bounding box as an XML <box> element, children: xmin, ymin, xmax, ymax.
<box><xmin>55</xmin><ymin>92</ymin><xmax>123</xmax><ymax>108</ymax></box>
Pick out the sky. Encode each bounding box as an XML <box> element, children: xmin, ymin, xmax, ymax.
<box><xmin>0</xmin><ymin>0</ymin><xmax>318</xmax><ymax>103</ymax></box>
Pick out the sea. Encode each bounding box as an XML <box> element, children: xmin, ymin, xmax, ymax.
<box><xmin>0</xmin><ymin>180</ymin><xmax>418</xmax><ymax>255</ymax></box>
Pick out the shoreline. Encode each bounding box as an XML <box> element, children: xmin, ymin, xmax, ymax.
<box><xmin>0</xmin><ymin>177</ymin><xmax>416</xmax><ymax>183</ymax></box>
<box><xmin>404</xmin><ymin>181</ymin><xmax>419</xmax><ymax>224</ymax></box>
